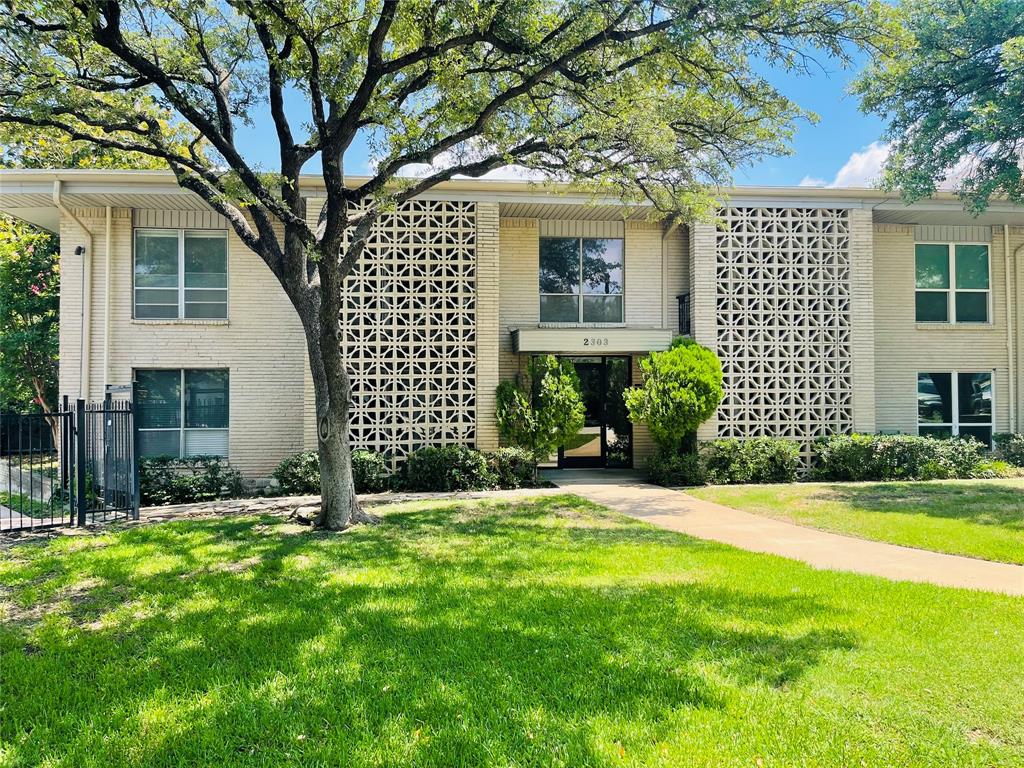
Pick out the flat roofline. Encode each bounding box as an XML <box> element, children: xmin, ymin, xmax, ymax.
<box><xmin>2</xmin><ymin>167</ymin><xmax>1022</xmax><ymax>215</ymax></box>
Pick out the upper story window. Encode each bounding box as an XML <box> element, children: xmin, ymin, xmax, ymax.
<box><xmin>134</xmin><ymin>229</ymin><xmax>228</xmax><ymax>319</ymax></box>
<box><xmin>914</xmin><ymin>242</ymin><xmax>990</xmax><ymax>323</ymax></box>
<box><xmin>136</xmin><ymin>368</ymin><xmax>229</xmax><ymax>458</ymax></box>
<box><xmin>539</xmin><ymin>237</ymin><xmax>624</xmax><ymax>323</ymax></box>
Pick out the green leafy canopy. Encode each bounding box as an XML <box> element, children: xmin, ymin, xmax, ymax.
<box><xmin>0</xmin><ymin>1</ymin><xmax>901</xmax><ymax>231</ymax></box>
<box><xmin>855</xmin><ymin>0</ymin><xmax>1024</xmax><ymax>211</ymax></box>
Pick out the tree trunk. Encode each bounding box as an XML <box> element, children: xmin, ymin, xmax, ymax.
<box><xmin>303</xmin><ymin>290</ymin><xmax>379</xmax><ymax>531</ymax></box>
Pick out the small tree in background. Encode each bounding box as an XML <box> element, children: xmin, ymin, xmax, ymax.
<box><xmin>624</xmin><ymin>337</ymin><xmax>723</xmax><ymax>454</ymax></box>
<box><xmin>0</xmin><ymin>221</ymin><xmax>59</xmax><ymax>416</ymax></box>
<box><xmin>496</xmin><ymin>356</ymin><xmax>585</xmax><ymax>472</ymax></box>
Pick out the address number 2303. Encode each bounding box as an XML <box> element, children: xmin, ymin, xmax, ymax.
<box><xmin>582</xmin><ymin>337</ymin><xmax>610</xmax><ymax>347</ymax></box>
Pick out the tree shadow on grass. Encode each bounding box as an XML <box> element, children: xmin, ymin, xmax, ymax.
<box><xmin>0</xmin><ymin>496</ymin><xmax>857</xmax><ymax>767</ymax></box>
<box><xmin>815</xmin><ymin>482</ymin><xmax>1024</xmax><ymax>530</ymax></box>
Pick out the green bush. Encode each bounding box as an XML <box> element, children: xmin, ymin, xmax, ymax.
<box><xmin>272</xmin><ymin>450</ymin><xmax>321</xmax><ymax>495</ymax></box>
<box><xmin>624</xmin><ymin>337</ymin><xmax>723</xmax><ymax>452</ymax></box>
<box><xmin>487</xmin><ymin>447</ymin><xmax>537</xmax><ymax>489</ymax></box>
<box><xmin>701</xmin><ymin>438</ymin><xmax>801</xmax><ymax>485</ymax></box>
<box><xmin>993</xmin><ymin>433</ymin><xmax>1024</xmax><ymax>467</ymax></box>
<box><xmin>812</xmin><ymin>433</ymin><xmax>989</xmax><ymax>481</ymax></box>
<box><xmin>352</xmin><ymin>449</ymin><xmax>391</xmax><ymax>493</ymax></box>
<box><xmin>646</xmin><ymin>449</ymin><xmax>706</xmax><ymax>487</ymax></box>
<box><xmin>398</xmin><ymin>445</ymin><xmax>494</xmax><ymax>492</ymax></box>
<box><xmin>496</xmin><ymin>355</ymin><xmax>585</xmax><ymax>463</ymax></box>
<box><xmin>271</xmin><ymin>449</ymin><xmax>392</xmax><ymax>495</ymax></box>
<box><xmin>140</xmin><ymin>456</ymin><xmax>244</xmax><ymax>506</ymax></box>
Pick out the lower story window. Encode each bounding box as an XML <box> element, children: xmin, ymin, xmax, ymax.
<box><xmin>136</xmin><ymin>369</ymin><xmax>229</xmax><ymax>458</ymax></box>
<box><xmin>917</xmin><ymin>371</ymin><xmax>993</xmax><ymax>445</ymax></box>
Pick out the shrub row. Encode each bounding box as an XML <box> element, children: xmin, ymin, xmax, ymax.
<box><xmin>140</xmin><ymin>456</ymin><xmax>245</xmax><ymax>506</ymax></box>
<box><xmin>646</xmin><ymin>432</ymin><xmax>1016</xmax><ymax>488</ymax></box>
<box><xmin>271</xmin><ymin>445</ymin><xmax>538</xmax><ymax>495</ymax></box>
<box><xmin>811</xmin><ymin>433</ymin><xmax>1004</xmax><ymax>481</ymax></box>
<box><xmin>647</xmin><ymin>437</ymin><xmax>802</xmax><ymax>487</ymax></box>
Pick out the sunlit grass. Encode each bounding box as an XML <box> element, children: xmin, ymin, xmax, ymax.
<box><xmin>1</xmin><ymin>494</ymin><xmax>1022</xmax><ymax>767</ymax></box>
<box><xmin>691</xmin><ymin>479</ymin><xmax>1024</xmax><ymax>564</ymax></box>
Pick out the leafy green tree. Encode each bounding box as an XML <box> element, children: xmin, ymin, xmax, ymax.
<box><xmin>624</xmin><ymin>337</ymin><xmax>723</xmax><ymax>453</ymax></box>
<box><xmin>0</xmin><ymin>1</ymin><xmax>897</xmax><ymax>528</ymax></box>
<box><xmin>855</xmin><ymin>0</ymin><xmax>1023</xmax><ymax>211</ymax></box>
<box><xmin>0</xmin><ymin>220</ymin><xmax>59</xmax><ymax>414</ymax></box>
<box><xmin>496</xmin><ymin>356</ymin><xmax>585</xmax><ymax>470</ymax></box>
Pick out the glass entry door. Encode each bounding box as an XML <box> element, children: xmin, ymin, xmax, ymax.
<box><xmin>558</xmin><ymin>356</ymin><xmax>632</xmax><ymax>468</ymax></box>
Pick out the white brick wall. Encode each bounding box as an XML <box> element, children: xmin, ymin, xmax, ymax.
<box><xmin>873</xmin><ymin>223</ymin><xmax>1018</xmax><ymax>434</ymax></box>
<box><xmin>59</xmin><ymin>208</ymin><xmax>307</xmax><ymax>477</ymax></box>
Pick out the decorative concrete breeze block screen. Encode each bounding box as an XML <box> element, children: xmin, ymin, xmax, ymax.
<box><xmin>342</xmin><ymin>200</ymin><xmax>477</xmax><ymax>461</ymax></box>
<box><xmin>714</xmin><ymin>207</ymin><xmax>853</xmax><ymax>457</ymax></box>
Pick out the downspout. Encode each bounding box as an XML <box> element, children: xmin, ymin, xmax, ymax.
<box><xmin>53</xmin><ymin>180</ymin><xmax>93</xmax><ymax>400</ymax></box>
<box><xmin>102</xmin><ymin>206</ymin><xmax>112</xmax><ymax>393</ymax></box>
<box><xmin>1011</xmin><ymin>224</ymin><xmax>1024</xmax><ymax>433</ymax></box>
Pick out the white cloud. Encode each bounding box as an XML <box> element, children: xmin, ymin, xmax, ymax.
<box><xmin>828</xmin><ymin>141</ymin><xmax>891</xmax><ymax>188</ymax></box>
<box><xmin>798</xmin><ymin>175</ymin><xmax>827</xmax><ymax>187</ymax></box>
<box><xmin>814</xmin><ymin>140</ymin><xmax>986</xmax><ymax>190</ymax></box>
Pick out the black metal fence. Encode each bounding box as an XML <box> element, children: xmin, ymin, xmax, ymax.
<box><xmin>1</xmin><ymin>397</ymin><xmax>138</xmax><ymax>533</ymax></box>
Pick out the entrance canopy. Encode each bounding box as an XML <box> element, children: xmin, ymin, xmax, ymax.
<box><xmin>511</xmin><ymin>326</ymin><xmax>672</xmax><ymax>355</ymax></box>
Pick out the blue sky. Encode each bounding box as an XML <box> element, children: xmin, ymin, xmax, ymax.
<box><xmin>232</xmin><ymin>53</ymin><xmax>890</xmax><ymax>189</ymax></box>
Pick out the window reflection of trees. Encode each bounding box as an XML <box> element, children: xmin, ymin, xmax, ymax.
<box><xmin>582</xmin><ymin>239</ymin><xmax>623</xmax><ymax>295</ymax></box>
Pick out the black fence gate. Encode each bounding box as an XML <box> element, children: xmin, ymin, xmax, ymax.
<box><xmin>1</xmin><ymin>397</ymin><xmax>139</xmax><ymax>533</ymax></box>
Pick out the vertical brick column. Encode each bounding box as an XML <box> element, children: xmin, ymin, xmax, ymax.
<box><xmin>689</xmin><ymin>221</ymin><xmax>719</xmax><ymax>442</ymax></box>
<box><xmin>475</xmin><ymin>202</ymin><xmax>501</xmax><ymax>450</ymax></box>
<box><xmin>848</xmin><ymin>207</ymin><xmax>877</xmax><ymax>434</ymax></box>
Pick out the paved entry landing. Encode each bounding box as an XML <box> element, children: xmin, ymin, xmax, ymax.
<box><xmin>546</xmin><ymin>470</ymin><xmax>1024</xmax><ymax>596</ymax></box>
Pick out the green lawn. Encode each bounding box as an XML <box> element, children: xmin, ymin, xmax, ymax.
<box><xmin>0</xmin><ymin>491</ymin><xmax>56</xmax><ymax>519</ymax></box>
<box><xmin>1</xmin><ymin>495</ymin><xmax>1022</xmax><ymax>767</ymax></box>
<box><xmin>691</xmin><ymin>479</ymin><xmax>1024</xmax><ymax>565</ymax></box>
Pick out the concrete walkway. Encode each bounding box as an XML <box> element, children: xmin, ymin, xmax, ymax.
<box><xmin>547</xmin><ymin>470</ymin><xmax>1024</xmax><ymax>596</ymax></box>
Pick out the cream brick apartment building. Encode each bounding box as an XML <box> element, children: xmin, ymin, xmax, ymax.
<box><xmin>2</xmin><ymin>169</ymin><xmax>1023</xmax><ymax>478</ymax></box>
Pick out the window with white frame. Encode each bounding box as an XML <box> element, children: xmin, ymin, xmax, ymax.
<box><xmin>914</xmin><ymin>242</ymin><xmax>990</xmax><ymax>323</ymax></box>
<box><xmin>134</xmin><ymin>229</ymin><xmax>228</xmax><ymax>319</ymax></box>
<box><xmin>917</xmin><ymin>371</ymin><xmax>993</xmax><ymax>445</ymax></box>
<box><xmin>539</xmin><ymin>237</ymin><xmax>624</xmax><ymax>323</ymax></box>
<box><xmin>136</xmin><ymin>369</ymin><xmax>229</xmax><ymax>457</ymax></box>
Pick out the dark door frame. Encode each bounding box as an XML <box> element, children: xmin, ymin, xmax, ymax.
<box><xmin>556</xmin><ymin>355</ymin><xmax>632</xmax><ymax>469</ymax></box>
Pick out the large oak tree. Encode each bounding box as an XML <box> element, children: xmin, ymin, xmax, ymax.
<box><xmin>0</xmin><ymin>0</ymin><xmax>897</xmax><ymax>529</ymax></box>
<box><xmin>855</xmin><ymin>0</ymin><xmax>1024</xmax><ymax>211</ymax></box>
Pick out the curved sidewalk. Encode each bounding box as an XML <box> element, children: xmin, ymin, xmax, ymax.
<box><xmin>548</xmin><ymin>470</ymin><xmax>1024</xmax><ymax>595</ymax></box>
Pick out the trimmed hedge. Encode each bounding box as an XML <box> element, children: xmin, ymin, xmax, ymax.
<box><xmin>397</xmin><ymin>445</ymin><xmax>494</xmax><ymax>491</ymax></box>
<box><xmin>646</xmin><ymin>449</ymin><xmax>705</xmax><ymax>487</ymax></box>
<box><xmin>644</xmin><ymin>438</ymin><xmax>799</xmax><ymax>487</ymax></box>
<box><xmin>994</xmin><ymin>433</ymin><xmax>1024</xmax><ymax>467</ymax></box>
<box><xmin>812</xmin><ymin>433</ymin><xmax>993</xmax><ymax>481</ymax></box>
<box><xmin>487</xmin><ymin>447</ymin><xmax>537</xmax><ymax>489</ymax></box>
<box><xmin>271</xmin><ymin>449</ymin><xmax>391</xmax><ymax>495</ymax></box>
<box><xmin>702</xmin><ymin>438</ymin><xmax>801</xmax><ymax>485</ymax></box>
<box><xmin>140</xmin><ymin>456</ymin><xmax>244</xmax><ymax>506</ymax></box>
<box><xmin>271</xmin><ymin>445</ymin><xmax>542</xmax><ymax>496</ymax></box>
